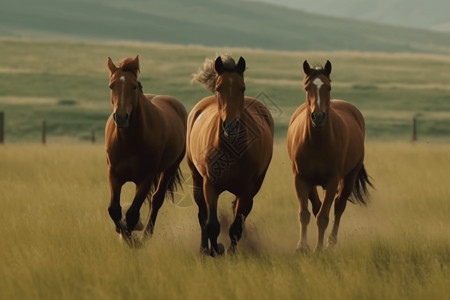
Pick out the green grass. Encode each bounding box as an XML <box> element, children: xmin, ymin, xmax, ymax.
<box><xmin>1</xmin><ymin>143</ymin><xmax>449</xmax><ymax>299</ymax></box>
<box><xmin>1</xmin><ymin>38</ymin><xmax>450</xmax><ymax>143</ymax></box>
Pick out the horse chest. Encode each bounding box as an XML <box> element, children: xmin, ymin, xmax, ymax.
<box><xmin>296</xmin><ymin>149</ymin><xmax>339</xmax><ymax>184</ymax></box>
<box><xmin>107</xmin><ymin>146</ymin><xmax>158</xmax><ymax>181</ymax></box>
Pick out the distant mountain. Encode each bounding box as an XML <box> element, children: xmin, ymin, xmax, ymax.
<box><xmin>248</xmin><ymin>0</ymin><xmax>450</xmax><ymax>31</ymax></box>
<box><xmin>1</xmin><ymin>0</ymin><xmax>450</xmax><ymax>54</ymax></box>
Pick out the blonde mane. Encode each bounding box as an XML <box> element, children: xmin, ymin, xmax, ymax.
<box><xmin>191</xmin><ymin>55</ymin><xmax>236</xmax><ymax>94</ymax></box>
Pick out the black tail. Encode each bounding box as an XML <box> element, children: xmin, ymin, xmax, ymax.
<box><xmin>351</xmin><ymin>164</ymin><xmax>373</xmax><ymax>205</ymax></box>
<box><xmin>165</xmin><ymin>166</ymin><xmax>184</xmax><ymax>202</ymax></box>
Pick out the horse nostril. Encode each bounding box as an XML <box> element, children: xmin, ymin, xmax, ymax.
<box><xmin>311</xmin><ymin>113</ymin><xmax>316</xmax><ymax>121</ymax></box>
<box><xmin>113</xmin><ymin>113</ymin><xmax>117</xmax><ymax>121</ymax></box>
<box><xmin>322</xmin><ymin>112</ymin><xmax>327</xmax><ymax>119</ymax></box>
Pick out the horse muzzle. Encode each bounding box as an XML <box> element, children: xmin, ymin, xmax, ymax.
<box><xmin>113</xmin><ymin>113</ymin><xmax>130</xmax><ymax>128</ymax></box>
<box><xmin>311</xmin><ymin>112</ymin><xmax>327</xmax><ymax>128</ymax></box>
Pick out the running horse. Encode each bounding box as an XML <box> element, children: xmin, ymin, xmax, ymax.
<box><xmin>287</xmin><ymin>60</ymin><xmax>372</xmax><ymax>252</ymax></box>
<box><xmin>188</xmin><ymin>56</ymin><xmax>274</xmax><ymax>255</ymax></box>
<box><xmin>106</xmin><ymin>56</ymin><xmax>187</xmax><ymax>246</ymax></box>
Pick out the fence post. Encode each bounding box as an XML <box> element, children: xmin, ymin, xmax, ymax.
<box><xmin>0</xmin><ymin>111</ymin><xmax>4</xmax><ymax>144</ymax></box>
<box><xmin>91</xmin><ymin>130</ymin><xmax>96</xmax><ymax>144</ymax></box>
<box><xmin>411</xmin><ymin>117</ymin><xmax>417</xmax><ymax>142</ymax></box>
<box><xmin>42</xmin><ymin>120</ymin><xmax>46</xmax><ymax>145</ymax></box>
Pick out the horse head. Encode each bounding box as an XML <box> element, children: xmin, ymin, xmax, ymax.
<box><xmin>107</xmin><ymin>56</ymin><xmax>142</xmax><ymax>128</ymax></box>
<box><xmin>214</xmin><ymin>56</ymin><xmax>246</xmax><ymax>138</ymax></box>
<box><xmin>303</xmin><ymin>60</ymin><xmax>332</xmax><ymax>128</ymax></box>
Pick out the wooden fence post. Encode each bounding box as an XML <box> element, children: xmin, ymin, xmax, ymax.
<box><xmin>0</xmin><ymin>111</ymin><xmax>4</xmax><ymax>144</ymax></box>
<box><xmin>411</xmin><ymin>117</ymin><xmax>417</xmax><ymax>142</ymax></box>
<box><xmin>42</xmin><ymin>120</ymin><xmax>46</xmax><ymax>145</ymax></box>
<box><xmin>91</xmin><ymin>130</ymin><xmax>96</xmax><ymax>144</ymax></box>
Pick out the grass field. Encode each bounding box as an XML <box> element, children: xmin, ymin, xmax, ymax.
<box><xmin>1</xmin><ymin>143</ymin><xmax>449</xmax><ymax>299</ymax></box>
<box><xmin>1</xmin><ymin>38</ymin><xmax>450</xmax><ymax>143</ymax></box>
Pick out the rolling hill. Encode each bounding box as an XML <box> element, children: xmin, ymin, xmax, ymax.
<box><xmin>249</xmin><ymin>0</ymin><xmax>450</xmax><ymax>31</ymax></box>
<box><xmin>1</xmin><ymin>0</ymin><xmax>450</xmax><ymax>54</ymax></box>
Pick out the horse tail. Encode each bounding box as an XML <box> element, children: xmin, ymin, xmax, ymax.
<box><xmin>166</xmin><ymin>165</ymin><xmax>184</xmax><ymax>202</ymax></box>
<box><xmin>351</xmin><ymin>164</ymin><xmax>373</xmax><ymax>205</ymax></box>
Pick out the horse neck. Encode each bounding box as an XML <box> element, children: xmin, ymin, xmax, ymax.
<box><xmin>216</xmin><ymin>109</ymin><xmax>250</xmax><ymax>150</ymax></box>
<box><xmin>305</xmin><ymin>109</ymin><xmax>335</xmax><ymax>145</ymax></box>
<box><xmin>118</xmin><ymin>94</ymin><xmax>158</xmax><ymax>141</ymax></box>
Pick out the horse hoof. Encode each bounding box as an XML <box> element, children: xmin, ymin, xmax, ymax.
<box><xmin>327</xmin><ymin>235</ymin><xmax>337</xmax><ymax>247</ymax></box>
<box><xmin>211</xmin><ymin>243</ymin><xmax>225</xmax><ymax>257</ymax></box>
<box><xmin>200</xmin><ymin>247</ymin><xmax>210</xmax><ymax>256</ymax></box>
<box><xmin>118</xmin><ymin>220</ymin><xmax>131</xmax><ymax>236</ymax></box>
<box><xmin>228</xmin><ymin>244</ymin><xmax>237</xmax><ymax>255</ymax></box>
<box><xmin>120</xmin><ymin>232</ymin><xmax>144</xmax><ymax>248</ymax></box>
<box><xmin>296</xmin><ymin>245</ymin><xmax>310</xmax><ymax>254</ymax></box>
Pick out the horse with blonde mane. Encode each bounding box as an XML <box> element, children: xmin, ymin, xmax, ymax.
<box><xmin>106</xmin><ymin>56</ymin><xmax>187</xmax><ymax>246</ymax></box>
<box><xmin>188</xmin><ymin>56</ymin><xmax>274</xmax><ymax>256</ymax></box>
<box><xmin>287</xmin><ymin>60</ymin><xmax>372</xmax><ymax>252</ymax></box>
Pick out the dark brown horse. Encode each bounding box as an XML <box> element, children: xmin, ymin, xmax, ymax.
<box><xmin>188</xmin><ymin>56</ymin><xmax>274</xmax><ymax>255</ymax></box>
<box><xmin>106</xmin><ymin>56</ymin><xmax>187</xmax><ymax>246</ymax></box>
<box><xmin>287</xmin><ymin>60</ymin><xmax>372</xmax><ymax>252</ymax></box>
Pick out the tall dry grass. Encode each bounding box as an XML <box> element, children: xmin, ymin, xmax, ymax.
<box><xmin>0</xmin><ymin>142</ymin><xmax>449</xmax><ymax>299</ymax></box>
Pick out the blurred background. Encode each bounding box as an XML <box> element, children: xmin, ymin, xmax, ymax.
<box><xmin>1</xmin><ymin>0</ymin><xmax>449</xmax><ymax>143</ymax></box>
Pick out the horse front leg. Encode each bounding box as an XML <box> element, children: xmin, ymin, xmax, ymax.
<box><xmin>204</xmin><ymin>181</ymin><xmax>224</xmax><ymax>256</ymax></box>
<box><xmin>126</xmin><ymin>175</ymin><xmax>154</xmax><ymax>233</ymax></box>
<box><xmin>108</xmin><ymin>170</ymin><xmax>124</xmax><ymax>234</ymax></box>
<box><xmin>295</xmin><ymin>175</ymin><xmax>312</xmax><ymax>252</ymax></box>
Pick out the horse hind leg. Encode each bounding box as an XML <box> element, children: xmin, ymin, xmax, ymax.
<box><xmin>228</xmin><ymin>196</ymin><xmax>253</xmax><ymax>254</ymax></box>
<box><xmin>144</xmin><ymin>160</ymin><xmax>183</xmax><ymax>237</ymax></box>
<box><xmin>328</xmin><ymin>170</ymin><xmax>358</xmax><ymax>247</ymax></box>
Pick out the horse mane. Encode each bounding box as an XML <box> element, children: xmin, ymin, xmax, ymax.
<box><xmin>191</xmin><ymin>55</ymin><xmax>237</xmax><ymax>94</ymax></box>
<box><xmin>118</xmin><ymin>57</ymin><xmax>140</xmax><ymax>75</ymax></box>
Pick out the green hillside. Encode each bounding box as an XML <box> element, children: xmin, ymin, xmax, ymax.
<box><xmin>1</xmin><ymin>0</ymin><xmax>450</xmax><ymax>54</ymax></box>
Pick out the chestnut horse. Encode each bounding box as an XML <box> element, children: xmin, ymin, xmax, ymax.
<box><xmin>287</xmin><ymin>60</ymin><xmax>372</xmax><ymax>252</ymax></box>
<box><xmin>106</xmin><ymin>56</ymin><xmax>187</xmax><ymax>246</ymax></box>
<box><xmin>188</xmin><ymin>56</ymin><xmax>274</xmax><ymax>255</ymax></box>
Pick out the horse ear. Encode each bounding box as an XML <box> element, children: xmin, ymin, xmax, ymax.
<box><xmin>131</xmin><ymin>55</ymin><xmax>140</xmax><ymax>75</ymax></box>
<box><xmin>237</xmin><ymin>57</ymin><xmax>246</xmax><ymax>74</ymax></box>
<box><xmin>107</xmin><ymin>57</ymin><xmax>117</xmax><ymax>75</ymax></box>
<box><xmin>324</xmin><ymin>60</ymin><xmax>332</xmax><ymax>77</ymax></box>
<box><xmin>303</xmin><ymin>60</ymin><xmax>311</xmax><ymax>75</ymax></box>
<box><xmin>215</xmin><ymin>56</ymin><xmax>224</xmax><ymax>75</ymax></box>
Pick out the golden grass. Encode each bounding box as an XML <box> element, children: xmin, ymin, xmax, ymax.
<box><xmin>1</xmin><ymin>142</ymin><xmax>449</xmax><ymax>299</ymax></box>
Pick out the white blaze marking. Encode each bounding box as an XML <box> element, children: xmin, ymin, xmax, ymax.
<box><xmin>119</xmin><ymin>76</ymin><xmax>125</xmax><ymax>110</ymax></box>
<box><xmin>313</xmin><ymin>78</ymin><xmax>324</xmax><ymax>107</ymax></box>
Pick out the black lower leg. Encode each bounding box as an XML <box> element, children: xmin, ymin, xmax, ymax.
<box><xmin>229</xmin><ymin>213</ymin><xmax>245</xmax><ymax>248</ymax></box>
